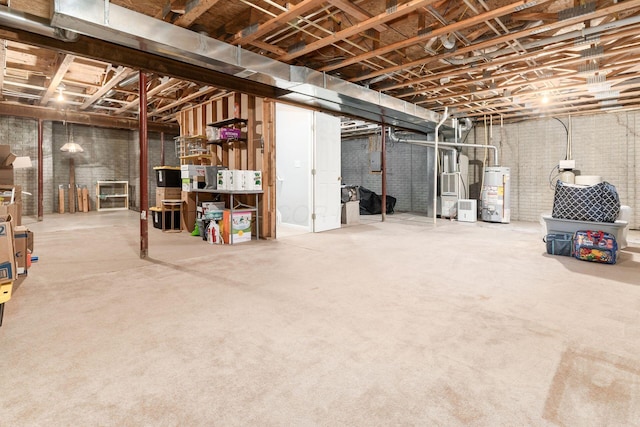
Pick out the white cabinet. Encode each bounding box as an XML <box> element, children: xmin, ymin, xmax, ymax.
<box><xmin>96</xmin><ymin>180</ymin><xmax>129</xmax><ymax>211</ymax></box>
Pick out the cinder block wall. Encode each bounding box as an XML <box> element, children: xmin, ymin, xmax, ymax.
<box><xmin>0</xmin><ymin>117</ymin><xmax>178</xmax><ymax>217</ymax></box>
<box><xmin>341</xmin><ymin>136</ymin><xmax>436</xmax><ymax>216</ymax></box>
<box><xmin>0</xmin><ymin>117</ymin><xmax>44</xmax><ymax>216</ymax></box>
<box><xmin>463</xmin><ymin>111</ymin><xmax>639</xmax><ymax>228</ymax></box>
<box><xmin>52</xmin><ymin>123</ymin><xmax>131</xmax><ymax>213</ymax></box>
<box><xmin>129</xmin><ymin>131</ymin><xmax>180</xmax><ymax>210</ymax></box>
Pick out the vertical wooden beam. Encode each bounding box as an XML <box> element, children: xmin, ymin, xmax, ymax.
<box><xmin>261</xmin><ymin>99</ymin><xmax>276</xmax><ymax>239</ymax></box>
<box><xmin>247</xmin><ymin>95</ymin><xmax>257</xmax><ymax>171</ymax></box>
<box><xmin>234</xmin><ymin>92</ymin><xmax>242</xmax><ymax>169</ymax></box>
<box><xmin>139</xmin><ymin>72</ymin><xmax>149</xmax><ymax>259</ymax></box>
<box><xmin>160</xmin><ymin>131</ymin><xmax>165</xmax><ymax>166</ymax></box>
<box><xmin>222</xmin><ymin>96</ymin><xmax>230</xmax><ymax>167</ymax></box>
<box><xmin>37</xmin><ymin>119</ymin><xmax>43</xmax><ymax>221</ymax></box>
<box><xmin>210</xmin><ymin>101</ymin><xmax>220</xmax><ymax>165</ymax></box>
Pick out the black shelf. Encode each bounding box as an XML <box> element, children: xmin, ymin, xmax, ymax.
<box><xmin>207</xmin><ymin>118</ymin><xmax>248</xmax><ymax>128</ymax></box>
<box><xmin>207</xmin><ymin>137</ymin><xmax>247</xmax><ymax>146</ymax></box>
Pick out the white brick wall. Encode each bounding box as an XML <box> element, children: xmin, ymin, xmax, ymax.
<box><xmin>464</xmin><ymin>111</ymin><xmax>639</xmax><ymax>228</ymax></box>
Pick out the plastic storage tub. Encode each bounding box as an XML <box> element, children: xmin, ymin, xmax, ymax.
<box><xmin>541</xmin><ymin>214</ymin><xmax>628</xmax><ymax>249</ymax></box>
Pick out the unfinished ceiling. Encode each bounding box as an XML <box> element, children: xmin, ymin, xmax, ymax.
<box><xmin>2</xmin><ymin>0</ymin><xmax>640</xmax><ymax>128</ymax></box>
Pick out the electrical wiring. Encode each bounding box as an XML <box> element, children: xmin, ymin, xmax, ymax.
<box><xmin>548</xmin><ymin>164</ymin><xmax>561</xmax><ymax>190</ymax></box>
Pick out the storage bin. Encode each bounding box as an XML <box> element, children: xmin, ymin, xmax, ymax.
<box><xmin>150</xmin><ymin>206</ymin><xmax>181</xmax><ymax>230</ymax></box>
<box><xmin>154</xmin><ymin>166</ymin><xmax>181</xmax><ymax>188</ymax></box>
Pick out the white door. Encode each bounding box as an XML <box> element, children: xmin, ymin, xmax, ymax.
<box><xmin>312</xmin><ymin>111</ymin><xmax>341</xmax><ymax>232</ymax></box>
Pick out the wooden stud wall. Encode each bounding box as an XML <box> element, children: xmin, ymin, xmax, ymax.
<box><xmin>176</xmin><ymin>92</ymin><xmax>274</xmax><ymax>239</ymax></box>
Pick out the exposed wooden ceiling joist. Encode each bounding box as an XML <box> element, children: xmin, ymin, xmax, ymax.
<box><xmin>2</xmin><ymin>0</ymin><xmax>640</xmax><ymax>126</ymax></box>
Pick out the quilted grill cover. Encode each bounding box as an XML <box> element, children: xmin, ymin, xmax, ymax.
<box><xmin>552</xmin><ymin>181</ymin><xmax>620</xmax><ymax>223</ymax></box>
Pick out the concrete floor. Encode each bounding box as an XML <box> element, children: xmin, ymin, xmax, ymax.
<box><xmin>1</xmin><ymin>210</ymin><xmax>640</xmax><ymax>426</ymax></box>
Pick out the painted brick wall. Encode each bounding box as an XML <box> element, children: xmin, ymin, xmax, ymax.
<box><xmin>130</xmin><ymin>131</ymin><xmax>179</xmax><ymax>210</ymax></box>
<box><xmin>52</xmin><ymin>123</ymin><xmax>131</xmax><ymax>213</ymax></box>
<box><xmin>0</xmin><ymin>117</ymin><xmax>179</xmax><ymax>217</ymax></box>
<box><xmin>341</xmin><ymin>136</ymin><xmax>435</xmax><ymax>215</ymax></box>
<box><xmin>463</xmin><ymin>111</ymin><xmax>639</xmax><ymax>228</ymax></box>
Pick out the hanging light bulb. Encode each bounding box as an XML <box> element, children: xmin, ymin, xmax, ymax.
<box><xmin>57</xmin><ymin>86</ymin><xmax>65</xmax><ymax>102</ymax></box>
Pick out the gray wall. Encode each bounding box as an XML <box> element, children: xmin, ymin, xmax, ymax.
<box><xmin>341</xmin><ymin>112</ymin><xmax>638</xmax><ymax>228</ymax></box>
<box><xmin>0</xmin><ymin>116</ymin><xmax>178</xmax><ymax>216</ymax></box>
<box><xmin>341</xmin><ymin>136</ymin><xmax>435</xmax><ymax>216</ymax></box>
<box><xmin>463</xmin><ymin>111</ymin><xmax>639</xmax><ymax>228</ymax></box>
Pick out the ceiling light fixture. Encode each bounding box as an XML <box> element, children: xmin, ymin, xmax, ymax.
<box><xmin>56</xmin><ymin>85</ymin><xmax>65</xmax><ymax>102</ymax></box>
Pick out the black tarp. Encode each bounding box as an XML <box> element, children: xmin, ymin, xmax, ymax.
<box><xmin>358</xmin><ymin>186</ymin><xmax>396</xmax><ymax>215</ymax></box>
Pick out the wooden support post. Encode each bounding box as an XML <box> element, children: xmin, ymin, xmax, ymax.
<box><xmin>261</xmin><ymin>100</ymin><xmax>276</xmax><ymax>239</ymax></box>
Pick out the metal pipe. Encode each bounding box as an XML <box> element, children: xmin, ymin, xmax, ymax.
<box><xmin>381</xmin><ymin>125</ymin><xmax>386</xmax><ymax>222</ymax></box>
<box><xmin>0</xmin><ymin>5</ymin><xmax>78</xmax><ymax>41</ymax></box>
<box><xmin>37</xmin><ymin>119</ymin><xmax>43</xmax><ymax>221</ymax></box>
<box><xmin>434</xmin><ymin>107</ymin><xmax>449</xmax><ymax>225</ymax></box>
<box><xmin>389</xmin><ymin>129</ymin><xmax>499</xmax><ymax>165</ymax></box>
<box><xmin>160</xmin><ymin>131</ymin><xmax>165</xmax><ymax>166</ymax></box>
<box><xmin>139</xmin><ymin>72</ymin><xmax>148</xmax><ymax>259</ymax></box>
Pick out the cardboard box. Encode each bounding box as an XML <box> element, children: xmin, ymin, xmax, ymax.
<box><xmin>217</xmin><ymin>170</ymin><xmax>232</xmax><ymax>190</ymax></box>
<box><xmin>181</xmin><ymin>191</ymin><xmax>215</xmax><ymax>232</ymax></box>
<box><xmin>201</xmin><ymin>201</ymin><xmax>225</xmax><ymax>217</ymax></box>
<box><xmin>154</xmin><ymin>166</ymin><xmax>181</xmax><ymax>188</ymax></box>
<box><xmin>156</xmin><ymin>187</ymin><xmax>182</xmax><ymax>207</ymax></box>
<box><xmin>244</xmin><ymin>170</ymin><xmax>262</xmax><ymax>190</ymax></box>
<box><xmin>0</xmin><ymin>145</ymin><xmax>16</xmax><ymax>185</ymax></box>
<box><xmin>0</xmin><ymin>204</ymin><xmax>19</xmax><ymax>227</ymax></box>
<box><xmin>0</xmin><ymin>281</ymin><xmax>12</xmax><ymax>304</ymax></box>
<box><xmin>0</xmin><ymin>217</ymin><xmax>16</xmax><ymax>284</ymax></box>
<box><xmin>231</xmin><ymin>170</ymin><xmax>245</xmax><ymax>191</ymax></box>
<box><xmin>341</xmin><ymin>201</ymin><xmax>360</xmax><ymax>225</ymax></box>
<box><xmin>219</xmin><ymin>127</ymin><xmax>242</xmax><ymax>139</ymax></box>
<box><xmin>221</xmin><ymin>210</ymin><xmax>252</xmax><ymax>244</ymax></box>
<box><xmin>0</xmin><ymin>185</ymin><xmax>21</xmax><ymax>202</ymax></box>
<box><xmin>180</xmin><ymin>164</ymin><xmax>206</xmax><ymax>179</ymax></box>
<box><xmin>14</xmin><ymin>225</ymin><xmax>32</xmax><ymax>275</ymax></box>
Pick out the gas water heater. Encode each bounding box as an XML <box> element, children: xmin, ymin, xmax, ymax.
<box><xmin>481</xmin><ymin>167</ymin><xmax>510</xmax><ymax>223</ymax></box>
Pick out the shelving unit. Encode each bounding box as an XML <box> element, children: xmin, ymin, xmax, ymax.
<box><xmin>96</xmin><ymin>180</ymin><xmax>129</xmax><ymax>211</ymax></box>
<box><xmin>206</xmin><ymin>118</ymin><xmax>248</xmax><ymax>146</ymax></box>
<box><xmin>175</xmin><ymin>135</ymin><xmax>211</xmax><ymax>165</ymax></box>
<box><xmin>193</xmin><ymin>188</ymin><xmax>262</xmax><ymax>244</ymax></box>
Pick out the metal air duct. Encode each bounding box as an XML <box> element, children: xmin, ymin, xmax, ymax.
<box><xmin>0</xmin><ymin>6</ymin><xmax>78</xmax><ymax>41</ymax></box>
<box><xmin>46</xmin><ymin>0</ymin><xmax>445</xmax><ymax>134</ymax></box>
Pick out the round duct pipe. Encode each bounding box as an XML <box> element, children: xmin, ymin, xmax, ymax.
<box><xmin>0</xmin><ymin>5</ymin><xmax>78</xmax><ymax>41</ymax></box>
<box><xmin>459</xmin><ymin>117</ymin><xmax>473</xmax><ymax>132</ymax></box>
<box><xmin>440</xmin><ymin>34</ymin><xmax>456</xmax><ymax>50</ymax></box>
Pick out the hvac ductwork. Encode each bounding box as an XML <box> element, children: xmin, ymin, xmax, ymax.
<box><xmin>444</xmin><ymin>14</ymin><xmax>640</xmax><ymax>66</ymax></box>
<box><xmin>0</xmin><ymin>6</ymin><xmax>78</xmax><ymax>42</ymax></box>
<box><xmin>30</xmin><ymin>0</ymin><xmax>446</xmax><ymax>134</ymax></box>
